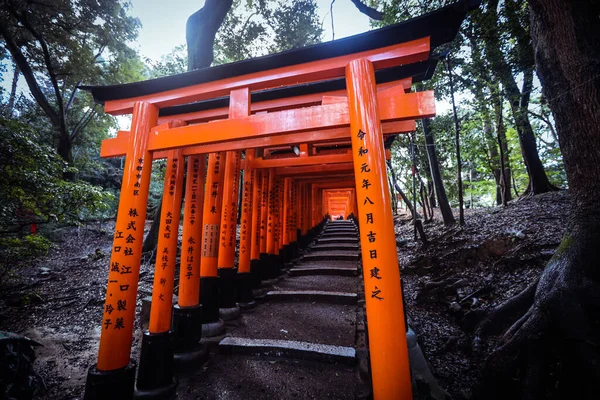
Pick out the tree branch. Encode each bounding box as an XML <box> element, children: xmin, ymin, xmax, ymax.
<box><xmin>70</xmin><ymin>106</ymin><xmax>97</xmax><ymax>142</ymax></box>
<box><xmin>9</xmin><ymin>6</ymin><xmax>65</xmax><ymax>125</ymax></box>
<box><xmin>0</xmin><ymin>19</ymin><xmax>59</xmax><ymax>126</ymax></box>
<box><xmin>349</xmin><ymin>0</ymin><xmax>384</xmax><ymax>20</ymax></box>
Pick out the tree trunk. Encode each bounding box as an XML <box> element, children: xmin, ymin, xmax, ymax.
<box><xmin>422</xmin><ymin>118</ymin><xmax>455</xmax><ymax>225</ymax></box>
<box><xmin>186</xmin><ymin>0</ymin><xmax>233</xmax><ymax>70</ymax></box>
<box><xmin>142</xmin><ymin>201</ymin><xmax>162</xmax><ymax>254</ymax></box>
<box><xmin>7</xmin><ymin>63</ymin><xmax>19</xmax><ymax>116</ymax></box>
<box><xmin>475</xmin><ymin>1</ymin><xmax>600</xmax><ymax>398</ymax></box>
<box><xmin>57</xmin><ymin>127</ymin><xmax>75</xmax><ymax>181</ymax></box>
<box><xmin>386</xmin><ymin>160</ymin><xmax>421</xmax><ymax>220</ymax></box>
<box><xmin>446</xmin><ymin>57</ymin><xmax>465</xmax><ymax>225</ymax></box>
<box><xmin>493</xmin><ymin>91</ymin><xmax>511</xmax><ymax>206</ymax></box>
<box><xmin>479</xmin><ymin>0</ymin><xmax>557</xmax><ymax>195</ymax></box>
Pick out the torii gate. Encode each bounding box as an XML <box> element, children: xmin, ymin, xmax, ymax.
<box><xmin>82</xmin><ymin>2</ymin><xmax>474</xmax><ymax>399</ymax></box>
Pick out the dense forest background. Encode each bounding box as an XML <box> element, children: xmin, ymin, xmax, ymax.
<box><xmin>0</xmin><ymin>0</ymin><xmax>564</xmax><ymax>275</ymax></box>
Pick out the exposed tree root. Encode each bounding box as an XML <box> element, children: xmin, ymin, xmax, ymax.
<box><xmin>473</xmin><ymin>235</ymin><xmax>600</xmax><ymax>400</ymax></box>
<box><xmin>473</xmin><ymin>277</ymin><xmax>539</xmax><ymax>341</ymax></box>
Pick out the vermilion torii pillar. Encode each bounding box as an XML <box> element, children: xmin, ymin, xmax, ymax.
<box><xmin>85</xmin><ymin>102</ymin><xmax>157</xmax><ymax>398</ymax></box>
<box><xmin>199</xmin><ymin>152</ymin><xmax>226</xmax><ymax>337</ymax></box>
<box><xmin>217</xmin><ymin>88</ymin><xmax>250</xmax><ymax>319</ymax></box>
<box><xmin>136</xmin><ymin>149</ymin><xmax>184</xmax><ymax>396</ymax></box>
<box><xmin>347</xmin><ymin>58</ymin><xmax>412</xmax><ymax>399</ymax></box>
<box><xmin>237</xmin><ymin>149</ymin><xmax>258</xmax><ymax>306</ymax></box>
<box><xmin>173</xmin><ymin>153</ymin><xmax>207</xmax><ymax>363</ymax></box>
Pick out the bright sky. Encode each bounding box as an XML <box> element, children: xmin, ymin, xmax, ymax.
<box><xmin>129</xmin><ymin>0</ymin><xmax>372</xmax><ymax>62</ymax></box>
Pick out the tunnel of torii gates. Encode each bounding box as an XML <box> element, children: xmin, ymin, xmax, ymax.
<box><xmin>81</xmin><ymin>2</ymin><xmax>474</xmax><ymax>399</ymax></box>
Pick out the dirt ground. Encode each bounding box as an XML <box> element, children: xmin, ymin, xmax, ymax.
<box><xmin>0</xmin><ymin>191</ymin><xmax>570</xmax><ymax>399</ymax></box>
<box><xmin>396</xmin><ymin>191</ymin><xmax>570</xmax><ymax>399</ymax></box>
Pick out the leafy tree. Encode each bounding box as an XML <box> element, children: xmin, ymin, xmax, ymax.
<box><xmin>0</xmin><ymin>117</ymin><xmax>113</xmax><ymax>234</ymax></box>
<box><xmin>0</xmin><ymin>0</ymin><xmax>142</xmax><ymax>178</ymax></box>
<box><xmin>475</xmin><ymin>1</ymin><xmax>600</xmax><ymax>398</ymax></box>
<box><xmin>214</xmin><ymin>0</ymin><xmax>323</xmax><ymax>64</ymax></box>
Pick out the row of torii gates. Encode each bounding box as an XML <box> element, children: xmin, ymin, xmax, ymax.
<box><xmin>83</xmin><ymin>2</ymin><xmax>475</xmax><ymax>399</ymax></box>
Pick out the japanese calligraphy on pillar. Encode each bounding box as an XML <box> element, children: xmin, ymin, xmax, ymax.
<box><xmin>356</xmin><ymin>128</ymin><xmax>384</xmax><ymax>301</ymax></box>
<box><xmin>202</xmin><ymin>152</ymin><xmax>223</xmax><ymax>261</ymax></box>
<box><xmin>181</xmin><ymin>155</ymin><xmax>203</xmax><ymax>285</ymax></box>
<box><xmin>150</xmin><ymin>150</ymin><xmax>184</xmax><ymax>333</ymax></box>
<box><xmin>252</xmin><ymin>169</ymin><xmax>262</xmax><ymax>253</ymax></box>
<box><xmin>240</xmin><ymin>161</ymin><xmax>253</xmax><ymax>257</ymax></box>
<box><xmin>103</xmin><ymin>155</ymin><xmax>147</xmax><ymax>337</ymax></box>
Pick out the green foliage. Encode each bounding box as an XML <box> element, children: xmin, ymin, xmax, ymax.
<box><xmin>0</xmin><ymin>117</ymin><xmax>114</xmax><ymax>233</ymax></box>
<box><xmin>0</xmin><ymin>235</ymin><xmax>51</xmax><ymax>260</ymax></box>
<box><xmin>214</xmin><ymin>0</ymin><xmax>323</xmax><ymax>64</ymax></box>
<box><xmin>0</xmin><ymin>0</ymin><xmax>144</xmax><ymax>169</ymax></box>
<box><xmin>145</xmin><ymin>45</ymin><xmax>188</xmax><ymax>78</ymax></box>
<box><xmin>0</xmin><ymin>234</ymin><xmax>51</xmax><ymax>284</ymax></box>
<box><xmin>375</xmin><ymin>0</ymin><xmax>566</xmax><ymax>206</ymax></box>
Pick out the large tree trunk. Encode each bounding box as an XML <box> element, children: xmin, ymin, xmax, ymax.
<box><xmin>475</xmin><ymin>1</ymin><xmax>600</xmax><ymax>398</ymax></box>
<box><xmin>422</xmin><ymin>118</ymin><xmax>455</xmax><ymax>225</ymax></box>
<box><xmin>478</xmin><ymin>0</ymin><xmax>557</xmax><ymax>195</ymax></box>
<box><xmin>186</xmin><ymin>0</ymin><xmax>233</xmax><ymax>70</ymax></box>
<box><xmin>57</xmin><ymin>125</ymin><xmax>75</xmax><ymax>181</ymax></box>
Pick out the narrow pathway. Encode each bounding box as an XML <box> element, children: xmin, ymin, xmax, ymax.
<box><xmin>179</xmin><ymin>220</ymin><xmax>370</xmax><ymax>399</ymax></box>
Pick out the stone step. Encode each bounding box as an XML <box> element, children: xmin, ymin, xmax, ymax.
<box><xmin>175</xmin><ymin>354</ymin><xmax>365</xmax><ymax>399</ymax></box>
<box><xmin>311</xmin><ymin>244</ymin><xmax>360</xmax><ymax>252</ymax></box>
<box><xmin>219</xmin><ymin>337</ymin><xmax>356</xmax><ymax>365</ymax></box>
<box><xmin>288</xmin><ymin>266</ymin><xmax>358</xmax><ymax>277</ymax></box>
<box><xmin>272</xmin><ymin>275</ymin><xmax>357</xmax><ymax>293</ymax></box>
<box><xmin>316</xmin><ymin>237</ymin><xmax>359</xmax><ymax>244</ymax></box>
<box><xmin>227</xmin><ymin>301</ymin><xmax>356</xmax><ymax>346</ymax></box>
<box><xmin>301</xmin><ymin>252</ymin><xmax>360</xmax><ymax>262</ymax></box>
<box><xmin>319</xmin><ymin>232</ymin><xmax>358</xmax><ymax>238</ymax></box>
<box><xmin>266</xmin><ymin>290</ymin><xmax>357</xmax><ymax>305</ymax></box>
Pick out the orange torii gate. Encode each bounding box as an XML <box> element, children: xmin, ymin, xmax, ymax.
<box><xmin>82</xmin><ymin>2</ymin><xmax>474</xmax><ymax>399</ymax></box>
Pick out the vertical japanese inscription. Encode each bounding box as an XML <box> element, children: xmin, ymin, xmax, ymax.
<box><xmin>179</xmin><ymin>154</ymin><xmax>205</xmax><ymax>307</ymax></box>
<box><xmin>97</xmin><ymin>101</ymin><xmax>158</xmax><ymax>372</ymax></box>
<box><xmin>149</xmin><ymin>150</ymin><xmax>184</xmax><ymax>334</ymax></box>
<box><xmin>346</xmin><ymin>59</ymin><xmax>412</xmax><ymax>399</ymax></box>
<box><xmin>200</xmin><ymin>152</ymin><xmax>225</xmax><ymax>277</ymax></box>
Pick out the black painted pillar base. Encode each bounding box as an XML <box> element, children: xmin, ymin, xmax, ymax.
<box><xmin>200</xmin><ymin>276</ymin><xmax>226</xmax><ymax>337</ymax></box>
<box><xmin>259</xmin><ymin>253</ymin><xmax>270</xmax><ymax>281</ymax></box>
<box><xmin>280</xmin><ymin>245</ymin><xmax>290</xmax><ymax>263</ymax></box>
<box><xmin>135</xmin><ymin>331</ymin><xmax>177</xmax><ymax>399</ymax></box>
<box><xmin>250</xmin><ymin>259</ymin><xmax>263</xmax><ymax>288</ymax></box>
<box><xmin>218</xmin><ymin>268</ymin><xmax>241</xmax><ymax>320</ymax></box>
<box><xmin>237</xmin><ymin>272</ymin><xmax>256</xmax><ymax>309</ymax></box>
<box><xmin>218</xmin><ymin>268</ymin><xmax>238</xmax><ymax>309</ymax></box>
<box><xmin>200</xmin><ymin>276</ymin><xmax>220</xmax><ymax>323</ymax></box>
<box><xmin>84</xmin><ymin>362</ymin><xmax>136</xmax><ymax>400</ymax></box>
<box><xmin>261</xmin><ymin>254</ymin><xmax>281</xmax><ymax>279</ymax></box>
<box><xmin>172</xmin><ymin>304</ymin><xmax>207</xmax><ymax>366</ymax></box>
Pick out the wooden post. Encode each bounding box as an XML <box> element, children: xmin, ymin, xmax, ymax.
<box><xmin>86</xmin><ymin>102</ymin><xmax>158</xmax><ymax>397</ymax></box>
<box><xmin>173</xmin><ymin>153</ymin><xmax>206</xmax><ymax>358</ymax></box>
<box><xmin>199</xmin><ymin>151</ymin><xmax>226</xmax><ymax>333</ymax></box>
<box><xmin>239</xmin><ymin>149</ymin><xmax>255</xmax><ymax>274</ymax></box>
<box><xmin>237</xmin><ymin>149</ymin><xmax>257</xmax><ymax>306</ymax></box>
<box><xmin>259</xmin><ymin>170</ymin><xmax>269</xmax><ymax>255</ymax></box>
<box><xmin>149</xmin><ymin>149</ymin><xmax>185</xmax><ymax>333</ymax></box>
<box><xmin>136</xmin><ymin>149</ymin><xmax>184</xmax><ymax>394</ymax></box>
<box><xmin>282</xmin><ymin>177</ymin><xmax>291</xmax><ymax>247</ymax></box>
<box><xmin>178</xmin><ymin>154</ymin><xmax>206</xmax><ymax>307</ymax></box>
<box><xmin>346</xmin><ymin>58</ymin><xmax>412</xmax><ymax>399</ymax></box>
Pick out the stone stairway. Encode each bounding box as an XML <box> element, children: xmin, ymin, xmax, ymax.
<box><xmin>178</xmin><ymin>219</ymin><xmax>369</xmax><ymax>399</ymax></box>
